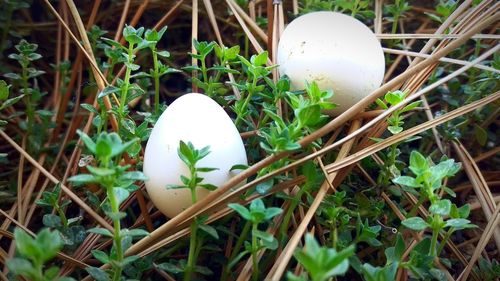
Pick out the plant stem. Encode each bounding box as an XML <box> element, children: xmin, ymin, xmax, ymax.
<box><xmin>206</xmin><ymin>60</ymin><xmax>224</xmax><ymax>97</ymax></box>
<box><xmin>201</xmin><ymin>56</ymin><xmax>209</xmax><ymax>89</ymax></box>
<box><xmin>21</xmin><ymin>64</ymin><xmax>34</xmax><ymax>141</ymax></box>
<box><xmin>184</xmin><ymin>220</ymin><xmax>198</xmax><ymax>281</ymax></box>
<box><xmin>108</xmin><ymin>187</ymin><xmax>123</xmax><ymax>281</ymax></box>
<box><xmin>222</xmin><ymin>220</ymin><xmax>252</xmax><ymax>281</ymax></box>
<box><xmin>437</xmin><ymin>228</ymin><xmax>453</xmax><ymax>256</ymax></box>
<box><xmin>57</xmin><ymin>206</ymin><xmax>68</xmax><ymax>228</ymax></box>
<box><xmin>430</xmin><ymin>215</ymin><xmax>440</xmax><ymax>257</ymax></box>
<box><xmin>184</xmin><ymin>186</ymin><xmax>198</xmax><ymax>281</ymax></box>
<box><xmin>279</xmin><ymin>185</ymin><xmax>306</xmax><ymax>243</ymax></box>
<box><xmin>331</xmin><ymin>223</ymin><xmax>338</xmax><ymax>249</ymax></box>
<box><xmin>235</xmin><ymin>76</ymin><xmax>257</xmax><ymax>126</ymax></box>
<box><xmin>251</xmin><ymin>223</ymin><xmax>258</xmax><ymax>281</ymax></box>
<box><xmin>118</xmin><ymin>43</ymin><xmax>134</xmax><ymax>126</ymax></box>
<box><xmin>152</xmin><ymin>48</ymin><xmax>160</xmax><ymax>116</ymax></box>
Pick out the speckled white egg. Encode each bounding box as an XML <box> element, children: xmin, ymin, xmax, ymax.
<box><xmin>277</xmin><ymin>11</ymin><xmax>385</xmax><ymax>114</ymax></box>
<box><xmin>143</xmin><ymin>93</ymin><xmax>248</xmax><ymax>218</ymax></box>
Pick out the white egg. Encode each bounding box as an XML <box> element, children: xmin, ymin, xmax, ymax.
<box><xmin>277</xmin><ymin>11</ymin><xmax>385</xmax><ymax>114</ymax></box>
<box><xmin>143</xmin><ymin>93</ymin><xmax>248</xmax><ymax>218</ymax></box>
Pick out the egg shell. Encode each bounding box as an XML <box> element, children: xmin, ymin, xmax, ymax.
<box><xmin>277</xmin><ymin>11</ymin><xmax>385</xmax><ymax>114</ymax></box>
<box><xmin>143</xmin><ymin>93</ymin><xmax>248</xmax><ymax>218</ymax></box>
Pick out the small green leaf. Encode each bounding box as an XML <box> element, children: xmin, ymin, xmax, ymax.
<box><xmin>6</xmin><ymin>258</ymin><xmax>37</xmax><ymax>279</ymax></box>
<box><xmin>0</xmin><ymin>80</ymin><xmax>9</xmax><ymax>100</ymax></box>
<box><xmin>113</xmin><ymin>187</ymin><xmax>130</xmax><ymax>206</ymax></box>
<box><xmin>43</xmin><ymin>214</ymin><xmax>62</xmax><ymax>228</ymax></box>
<box><xmin>86</xmin><ymin>166</ymin><xmax>115</xmax><ymax>177</ymax></box>
<box><xmin>67</xmin><ymin>174</ymin><xmax>97</xmax><ymax>183</ymax></box>
<box><xmin>157</xmin><ymin>262</ymin><xmax>183</xmax><ymax>274</ymax></box>
<box><xmin>256</xmin><ymin>179</ymin><xmax>274</xmax><ymax>194</ymax></box>
<box><xmin>264</xmin><ymin>207</ymin><xmax>283</xmax><ymax>220</ymax></box>
<box><xmin>98</xmin><ymin>85</ymin><xmax>120</xmax><ymax>99</ymax></box>
<box><xmin>87</xmin><ymin>227</ymin><xmax>113</xmax><ymax>237</ymax></box>
<box><xmin>385</xmin><ymin>90</ymin><xmax>405</xmax><ymax>105</ymax></box>
<box><xmin>392</xmin><ymin>176</ymin><xmax>420</xmax><ymax>187</ymax></box>
<box><xmin>445</xmin><ymin>218</ymin><xmax>474</xmax><ymax>229</ymax></box>
<box><xmin>85</xmin><ymin>266</ymin><xmax>110</xmax><ymax>281</ymax></box>
<box><xmin>121</xmin><ymin>171</ymin><xmax>148</xmax><ymax>181</ymax></box>
<box><xmin>375</xmin><ymin>98</ymin><xmax>388</xmax><ymax>109</ymax></box>
<box><xmin>198</xmin><ymin>224</ymin><xmax>219</xmax><ymax>239</ymax></box>
<box><xmin>252</xmin><ymin>51</ymin><xmax>268</xmax><ymax>66</ymax></box>
<box><xmin>156</xmin><ymin>50</ymin><xmax>170</xmax><ymax>58</ymax></box>
<box><xmin>409</xmin><ymin>151</ymin><xmax>429</xmax><ymax>175</ymax></box>
<box><xmin>402</xmin><ymin>217</ymin><xmax>429</xmax><ymax>231</ymax></box>
<box><xmin>388</xmin><ymin>125</ymin><xmax>403</xmax><ymax>134</ymax></box>
<box><xmin>474</xmin><ymin>124</ymin><xmax>488</xmax><ymax>146</ymax></box>
<box><xmin>122</xmin><ymin>228</ymin><xmax>150</xmax><ymax>237</ymax></box>
<box><xmin>230</xmin><ymin>164</ymin><xmax>248</xmax><ymax>171</ymax></box>
<box><xmin>228</xmin><ymin>203</ymin><xmax>251</xmax><ymax>220</ymax></box>
<box><xmin>91</xmin><ymin>250</ymin><xmax>110</xmax><ymax>264</ymax></box>
<box><xmin>429</xmin><ymin>199</ymin><xmax>451</xmax><ymax>216</ymax></box>
<box><xmin>0</xmin><ymin>94</ymin><xmax>24</xmax><ymax>110</ymax></box>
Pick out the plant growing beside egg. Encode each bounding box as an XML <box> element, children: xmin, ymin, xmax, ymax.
<box><xmin>165</xmin><ymin>141</ymin><xmax>220</xmax><ymax>281</ymax></box>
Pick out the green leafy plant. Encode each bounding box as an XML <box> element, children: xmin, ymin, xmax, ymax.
<box><xmin>4</xmin><ymin>39</ymin><xmax>46</xmax><ymax>152</ymax></box>
<box><xmin>142</xmin><ymin>26</ymin><xmax>178</xmax><ymax>117</ymax></box>
<box><xmin>287</xmin><ymin>234</ymin><xmax>355</xmax><ymax>281</ymax></box>
<box><xmin>68</xmin><ymin>130</ymin><xmax>149</xmax><ymax>281</ymax></box>
<box><xmin>394</xmin><ymin>151</ymin><xmax>475</xmax><ymax>260</ymax></box>
<box><xmin>99</xmin><ymin>26</ymin><xmax>148</xmax><ymax>130</ymax></box>
<box><xmin>425</xmin><ymin>0</ymin><xmax>458</xmax><ymax>23</ymax></box>
<box><xmin>375</xmin><ymin>90</ymin><xmax>421</xmax><ymax>186</ymax></box>
<box><xmin>36</xmin><ymin>184</ymin><xmax>86</xmax><ymax>249</ymax></box>
<box><xmin>233</xmin><ymin>50</ymin><xmax>273</xmax><ymax>126</ymax></box>
<box><xmin>6</xmin><ymin>227</ymin><xmax>75</xmax><ymax>281</ymax></box>
<box><xmin>185</xmin><ymin>39</ymin><xmax>240</xmax><ymax>99</ymax></box>
<box><xmin>384</xmin><ymin>0</ymin><xmax>411</xmax><ymax>35</ymax></box>
<box><xmin>166</xmin><ymin>141</ymin><xmax>219</xmax><ymax>281</ymax></box>
<box><xmin>228</xmin><ymin>198</ymin><xmax>283</xmax><ymax>281</ymax></box>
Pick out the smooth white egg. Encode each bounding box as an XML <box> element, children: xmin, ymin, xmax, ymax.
<box><xmin>143</xmin><ymin>93</ymin><xmax>248</xmax><ymax>218</ymax></box>
<box><xmin>277</xmin><ymin>11</ymin><xmax>385</xmax><ymax>114</ymax></box>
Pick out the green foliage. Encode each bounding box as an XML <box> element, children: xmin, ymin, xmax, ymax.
<box><xmin>138</xmin><ymin>26</ymin><xmax>179</xmax><ymax>118</ymax></box>
<box><xmin>228</xmin><ymin>198</ymin><xmax>283</xmax><ymax>281</ymax></box>
<box><xmin>384</xmin><ymin>0</ymin><xmax>411</xmax><ymax>35</ymax></box>
<box><xmin>299</xmin><ymin>0</ymin><xmax>375</xmax><ymax>19</ymax></box>
<box><xmin>376</xmin><ymin>90</ymin><xmax>421</xmax><ymax>186</ymax></box>
<box><xmin>185</xmin><ymin>39</ymin><xmax>240</xmax><ymax>99</ymax></box>
<box><xmin>36</xmin><ymin>184</ymin><xmax>86</xmax><ymax>248</ymax></box>
<box><xmin>68</xmin><ymin>130</ymin><xmax>148</xmax><ymax>281</ymax></box>
<box><xmin>425</xmin><ymin>0</ymin><xmax>458</xmax><ymax>23</ymax></box>
<box><xmin>4</xmin><ymin>39</ymin><xmax>48</xmax><ymax>153</ymax></box>
<box><xmin>474</xmin><ymin>257</ymin><xmax>500</xmax><ymax>280</ymax></box>
<box><xmin>287</xmin><ymin>234</ymin><xmax>355</xmax><ymax>281</ymax></box>
<box><xmin>394</xmin><ymin>151</ymin><xmax>475</xmax><ymax>264</ymax></box>
<box><xmin>167</xmin><ymin>141</ymin><xmax>218</xmax><ymax>193</ymax></box>
<box><xmin>7</xmin><ymin>228</ymin><xmax>75</xmax><ymax>281</ymax></box>
<box><xmin>167</xmin><ymin>141</ymin><xmax>218</xmax><ymax>281</ymax></box>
